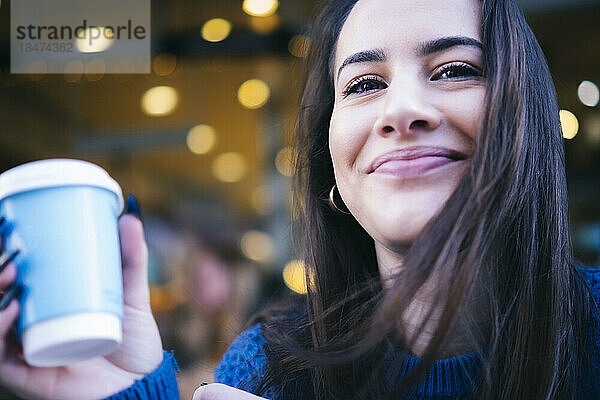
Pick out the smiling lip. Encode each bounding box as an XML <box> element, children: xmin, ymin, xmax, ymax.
<box><xmin>368</xmin><ymin>146</ymin><xmax>467</xmax><ymax>177</ymax></box>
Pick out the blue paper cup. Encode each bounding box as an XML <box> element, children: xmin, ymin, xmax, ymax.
<box><xmin>0</xmin><ymin>159</ymin><xmax>124</xmax><ymax>367</ymax></box>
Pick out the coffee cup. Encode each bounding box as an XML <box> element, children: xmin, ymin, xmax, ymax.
<box><xmin>0</xmin><ymin>159</ymin><xmax>124</xmax><ymax>367</ymax></box>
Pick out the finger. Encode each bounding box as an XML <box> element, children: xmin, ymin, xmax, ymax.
<box><xmin>193</xmin><ymin>383</ymin><xmax>268</xmax><ymax>400</ymax></box>
<box><xmin>0</xmin><ymin>347</ymin><xmax>36</xmax><ymax>399</ymax></box>
<box><xmin>0</xmin><ymin>300</ymin><xmax>19</xmax><ymax>338</ymax></box>
<box><xmin>0</xmin><ymin>262</ymin><xmax>17</xmax><ymax>290</ymax></box>
<box><xmin>118</xmin><ymin>214</ymin><xmax>150</xmax><ymax>311</ymax></box>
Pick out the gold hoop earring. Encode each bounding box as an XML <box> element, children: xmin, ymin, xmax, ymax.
<box><xmin>328</xmin><ymin>184</ymin><xmax>351</xmax><ymax>215</ymax></box>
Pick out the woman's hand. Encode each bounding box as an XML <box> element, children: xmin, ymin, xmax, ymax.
<box><xmin>0</xmin><ymin>214</ymin><xmax>163</xmax><ymax>400</ymax></box>
<box><xmin>193</xmin><ymin>383</ymin><xmax>268</xmax><ymax>400</ymax></box>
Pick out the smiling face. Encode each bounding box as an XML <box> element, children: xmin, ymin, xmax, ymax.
<box><xmin>329</xmin><ymin>0</ymin><xmax>485</xmax><ymax>256</ymax></box>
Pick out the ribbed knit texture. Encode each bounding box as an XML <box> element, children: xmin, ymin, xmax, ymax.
<box><xmin>107</xmin><ymin>266</ymin><xmax>600</xmax><ymax>399</ymax></box>
<box><xmin>106</xmin><ymin>350</ymin><xmax>180</xmax><ymax>400</ymax></box>
<box><xmin>213</xmin><ymin>266</ymin><xmax>600</xmax><ymax>399</ymax></box>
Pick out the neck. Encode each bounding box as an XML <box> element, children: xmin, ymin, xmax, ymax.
<box><xmin>375</xmin><ymin>242</ymin><xmax>490</xmax><ymax>358</ymax></box>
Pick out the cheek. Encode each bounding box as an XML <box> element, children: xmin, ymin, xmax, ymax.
<box><xmin>441</xmin><ymin>87</ymin><xmax>485</xmax><ymax>141</ymax></box>
<box><xmin>328</xmin><ymin>106</ymin><xmax>374</xmax><ymax>179</ymax></box>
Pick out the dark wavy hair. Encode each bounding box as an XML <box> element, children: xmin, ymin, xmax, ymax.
<box><xmin>248</xmin><ymin>0</ymin><xmax>600</xmax><ymax>398</ymax></box>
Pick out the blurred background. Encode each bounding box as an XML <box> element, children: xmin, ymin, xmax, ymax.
<box><xmin>0</xmin><ymin>0</ymin><xmax>599</xmax><ymax>398</ymax></box>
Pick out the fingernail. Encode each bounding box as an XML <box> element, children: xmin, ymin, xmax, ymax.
<box><xmin>0</xmin><ymin>284</ymin><xmax>22</xmax><ymax>311</ymax></box>
<box><xmin>0</xmin><ymin>219</ymin><xmax>11</xmax><ymax>237</ymax></box>
<box><xmin>124</xmin><ymin>194</ymin><xmax>143</xmax><ymax>222</ymax></box>
<box><xmin>0</xmin><ymin>250</ymin><xmax>19</xmax><ymax>274</ymax></box>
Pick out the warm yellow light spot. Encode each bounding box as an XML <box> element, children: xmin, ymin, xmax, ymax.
<box><xmin>201</xmin><ymin>18</ymin><xmax>232</xmax><ymax>42</ymax></box>
<box><xmin>249</xmin><ymin>14</ymin><xmax>280</xmax><ymax>33</ymax></box>
<box><xmin>240</xmin><ymin>230</ymin><xmax>276</xmax><ymax>263</ymax></box>
<box><xmin>251</xmin><ymin>185</ymin><xmax>272</xmax><ymax>215</ymax></box>
<box><xmin>153</xmin><ymin>53</ymin><xmax>177</xmax><ymax>76</ymax></box>
<box><xmin>243</xmin><ymin>0</ymin><xmax>278</xmax><ymax>17</ymax></box>
<box><xmin>288</xmin><ymin>35</ymin><xmax>310</xmax><ymax>58</ymax></box>
<box><xmin>187</xmin><ymin>124</ymin><xmax>217</xmax><ymax>154</ymax></box>
<box><xmin>84</xmin><ymin>59</ymin><xmax>106</xmax><ymax>81</ymax></box>
<box><xmin>578</xmin><ymin>80</ymin><xmax>600</xmax><ymax>108</ymax></box>
<box><xmin>64</xmin><ymin>61</ymin><xmax>84</xmax><ymax>82</ymax></box>
<box><xmin>559</xmin><ymin>109</ymin><xmax>579</xmax><ymax>139</ymax></box>
<box><xmin>141</xmin><ymin>86</ymin><xmax>179</xmax><ymax>116</ymax></box>
<box><xmin>275</xmin><ymin>146</ymin><xmax>294</xmax><ymax>177</ymax></box>
<box><xmin>283</xmin><ymin>260</ymin><xmax>309</xmax><ymax>294</ymax></box>
<box><xmin>212</xmin><ymin>152</ymin><xmax>247</xmax><ymax>182</ymax></box>
<box><xmin>76</xmin><ymin>27</ymin><xmax>115</xmax><ymax>53</ymax></box>
<box><xmin>237</xmin><ymin>79</ymin><xmax>270</xmax><ymax>109</ymax></box>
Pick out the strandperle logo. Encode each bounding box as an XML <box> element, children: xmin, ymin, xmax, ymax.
<box><xmin>15</xmin><ymin>19</ymin><xmax>147</xmax><ymax>42</ymax></box>
<box><xmin>11</xmin><ymin>0</ymin><xmax>150</xmax><ymax>74</ymax></box>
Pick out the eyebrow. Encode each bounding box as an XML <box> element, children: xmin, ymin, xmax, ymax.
<box><xmin>336</xmin><ymin>48</ymin><xmax>386</xmax><ymax>81</ymax></box>
<box><xmin>336</xmin><ymin>36</ymin><xmax>483</xmax><ymax>81</ymax></box>
<box><xmin>417</xmin><ymin>36</ymin><xmax>483</xmax><ymax>56</ymax></box>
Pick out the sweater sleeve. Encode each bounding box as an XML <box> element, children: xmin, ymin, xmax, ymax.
<box><xmin>214</xmin><ymin>323</ymin><xmax>273</xmax><ymax>398</ymax></box>
<box><xmin>104</xmin><ymin>350</ymin><xmax>181</xmax><ymax>400</ymax></box>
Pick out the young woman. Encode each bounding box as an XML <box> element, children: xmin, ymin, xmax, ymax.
<box><xmin>0</xmin><ymin>0</ymin><xmax>598</xmax><ymax>399</ymax></box>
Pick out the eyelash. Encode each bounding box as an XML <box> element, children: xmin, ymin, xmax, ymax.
<box><xmin>341</xmin><ymin>62</ymin><xmax>483</xmax><ymax>98</ymax></box>
<box><xmin>431</xmin><ymin>62</ymin><xmax>483</xmax><ymax>81</ymax></box>
<box><xmin>342</xmin><ymin>75</ymin><xmax>386</xmax><ymax>98</ymax></box>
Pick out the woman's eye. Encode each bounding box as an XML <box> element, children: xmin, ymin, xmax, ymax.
<box><xmin>431</xmin><ymin>62</ymin><xmax>483</xmax><ymax>81</ymax></box>
<box><xmin>342</xmin><ymin>76</ymin><xmax>387</xmax><ymax>97</ymax></box>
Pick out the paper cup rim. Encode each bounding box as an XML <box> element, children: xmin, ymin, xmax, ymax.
<box><xmin>0</xmin><ymin>159</ymin><xmax>124</xmax><ymax>212</ymax></box>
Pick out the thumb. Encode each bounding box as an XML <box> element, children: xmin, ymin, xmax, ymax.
<box><xmin>119</xmin><ymin>196</ymin><xmax>150</xmax><ymax>311</ymax></box>
<box><xmin>193</xmin><ymin>383</ymin><xmax>268</xmax><ymax>400</ymax></box>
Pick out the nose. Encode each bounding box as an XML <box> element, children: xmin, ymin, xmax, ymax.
<box><xmin>373</xmin><ymin>79</ymin><xmax>442</xmax><ymax>137</ymax></box>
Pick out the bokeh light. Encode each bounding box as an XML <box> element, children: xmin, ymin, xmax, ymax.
<box><xmin>201</xmin><ymin>18</ymin><xmax>232</xmax><ymax>42</ymax></box>
<box><xmin>251</xmin><ymin>185</ymin><xmax>272</xmax><ymax>215</ymax></box>
<box><xmin>237</xmin><ymin>79</ymin><xmax>270</xmax><ymax>109</ymax></box>
<box><xmin>141</xmin><ymin>86</ymin><xmax>179</xmax><ymax>116</ymax></box>
<box><xmin>240</xmin><ymin>230</ymin><xmax>276</xmax><ymax>263</ymax></box>
<box><xmin>64</xmin><ymin>61</ymin><xmax>84</xmax><ymax>83</ymax></box>
<box><xmin>560</xmin><ymin>109</ymin><xmax>579</xmax><ymax>139</ymax></box>
<box><xmin>242</xmin><ymin>0</ymin><xmax>279</xmax><ymax>17</ymax></box>
<box><xmin>212</xmin><ymin>152</ymin><xmax>247</xmax><ymax>182</ymax></box>
<box><xmin>76</xmin><ymin>27</ymin><xmax>114</xmax><ymax>53</ymax></box>
<box><xmin>186</xmin><ymin>124</ymin><xmax>217</xmax><ymax>155</ymax></box>
<box><xmin>84</xmin><ymin>59</ymin><xmax>106</xmax><ymax>82</ymax></box>
<box><xmin>275</xmin><ymin>146</ymin><xmax>294</xmax><ymax>177</ymax></box>
<box><xmin>249</xmin><ymin>15</ymin><xmax>280</xmax><ymax>34</ymax></box>
<box><xmin>282</xmin><ymin>260</ymin><xmax>308</xmax><ymax>294</ymax></box>
<box><xmin>153</xmin><ymin>53</ymin><xmax>177</xmax><ymax>76</ymax></box>
<box><xmin>578</xmin><ymin>80</ymin><xmax>600</xmax><ymax>107</ymax></box>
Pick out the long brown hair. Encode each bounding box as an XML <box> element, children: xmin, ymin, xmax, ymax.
<box><xmin>250</xmin><ymin>0</ymin><xmax>599</xmax><ymax>398</ymax></box>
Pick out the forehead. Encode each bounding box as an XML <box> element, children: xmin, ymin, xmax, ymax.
<box><xmin>334</xmin><ymin>0</ymin><xmax>482</xmax><ymax>67</ymax></box>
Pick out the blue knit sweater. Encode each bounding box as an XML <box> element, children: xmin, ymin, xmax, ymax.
<box><xmin>109</xmin><ymin>266</ymin><xmax>600</xmax><ymax>399</ymax></box>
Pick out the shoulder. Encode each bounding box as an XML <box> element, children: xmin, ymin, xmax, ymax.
<box><xmin>214</xmin><ymin>323</ymin><xmax>267</xmax><ymax>392</ymax></box>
